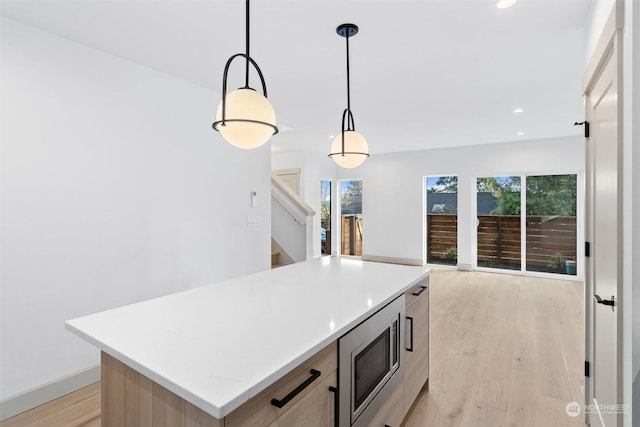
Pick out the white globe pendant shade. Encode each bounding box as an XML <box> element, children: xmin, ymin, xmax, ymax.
<box><xmin>215</xmin><ymin>88</ymin><xmax>276</xmax><ymax>149</ymax></box>
<box><xmin>330</xmin><ymin>131</ymin><xmax>369</xmax><ymax>168</ymax></box>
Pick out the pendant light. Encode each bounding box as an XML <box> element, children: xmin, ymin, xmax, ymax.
<box><xmin>329</xmin><ymin>23</ymin><xmax>369</xmax><ymax>168</ymax></box>
<box><xmin>212</xmin><ymin>0</ymin><xmax>278</xmax><ymax>149</ymax></box>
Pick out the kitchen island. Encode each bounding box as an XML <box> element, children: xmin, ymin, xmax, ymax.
<box><xmin>66</xmin><ymin>257</ymin><xmax>431</xmax><ymax>426</ymax></box>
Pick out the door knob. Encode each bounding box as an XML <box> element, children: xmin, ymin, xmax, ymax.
<box><xmin>593</xmin><ymin>294</ymin><xmax>615</xmax><ymax>309</ymax></box>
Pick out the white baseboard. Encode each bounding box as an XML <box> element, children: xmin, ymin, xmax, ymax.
<box><xmin>361</xmin><ymin>254</ymin><xmax>423</xmax><ymax>266</ymax></box>
<box><xmin>0</xmin><ymin>364</ymin><xmax>100</xmax><ymax>421</ymax></box>
<box><xmin>456</xmin><ymin>263</ymin><xmax>473</xmax><ymax>271</ymax></box>
<box><xmin>634</xmin><ymin>370</ymin><xmax>640</xmax><ymax>424</ymax></box>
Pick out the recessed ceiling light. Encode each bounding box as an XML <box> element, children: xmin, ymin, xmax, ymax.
<box><xmin>513</xmin><ymin>108</ymin><xmax>524</xmax><ymax>113</ymax></box>
<box><xmin>497</xmin><ymin>0</ymin><xmax>517</xmax><ymax>8</ymax></box>
<box><xmin>517</xmin><ymin>132</ymin><xmax>525</xmax><ymax>136</ymax></box>
<box><xmin>329</xmin><ymin>135</ymin><xmax>335</xmax><ymax>139</ymax></box>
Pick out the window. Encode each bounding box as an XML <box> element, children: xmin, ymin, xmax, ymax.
<box><xmin>425</xmin><ymin>176</ymin><xmax>458</xmax><ymax>266</ymax></box>
<box><xmin>321</xmin><ymin>180</ymin><xmax>331</xmax><ymax>256</ymax></box>
<box><xmin>340</xmin><ymin>180</ymin><xmax>362</xmax><ymax>256</ymax></box>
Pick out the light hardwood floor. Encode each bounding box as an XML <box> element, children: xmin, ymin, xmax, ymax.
<box><xmin>1</xmin><ymin>268</ymin><xmax>586</xmax><ymax>427</ymax></box>
<box><xmin>403</xmin><ymin>268</ymin><xmax>586</xmax><ymax>427</ymax></box>
<box><xmin>1</xmin><ymin>382</ymin><xmax>101</xmax><ymax>427</ymax></box>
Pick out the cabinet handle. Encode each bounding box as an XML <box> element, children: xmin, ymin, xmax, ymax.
<box><xmin>271</xmin><ymin>369</ymin><xmax>321</xmax><ymax>408</ymax></box>
<box><xmin>412</xmin><ymin>285</ymin><xmax>428</xmax><ymax>297</ymax></box>
<box><xmin>329</xmin><ymin>386</ymin><xmax>338</xmax><ymax>427</ymax></box>
<box><xmin>406</xmin><ymin>316</ymin><xmax>414</xmax><ymax>352</ymax></box>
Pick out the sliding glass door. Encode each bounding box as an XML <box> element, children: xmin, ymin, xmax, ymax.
<box><xmin>525</xmin><ymin>175</ymin><xmax>577</xmax><ymax>275</ymax></box>
<box><xmin>476</xmin><ymin>176</ymin><xmax>521</xmax><ymax>271</ymax></box>
<box><xmin>475</xmin><ymin>173</ymin><xmax>578</xmax><ymax>276</ymax></box>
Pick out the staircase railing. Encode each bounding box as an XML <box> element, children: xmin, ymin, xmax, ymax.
<box><xmin>271</xmin><ymin>176</ymin><xmax>315</xmax><ymax>224</ymax></box>
<box><xmin>271</xmin><ymin>176</ymin><xmax>316</xmax><ymax>264</ymax></box>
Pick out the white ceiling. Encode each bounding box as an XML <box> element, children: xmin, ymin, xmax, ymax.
<box><xmin>0</xmin><ymin>0</ymin><xmax>592</xmax><ymax>155</ymax></box>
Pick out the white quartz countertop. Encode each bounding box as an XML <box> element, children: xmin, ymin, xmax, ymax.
<box><xmin>66</xmin><ymin>257</ymin><xmax>430</xmax><ymax>419</ymax></box>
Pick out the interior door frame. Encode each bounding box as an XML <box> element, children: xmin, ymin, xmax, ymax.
<box><xmin>273</xmin><ymin>168</ymin><xmax>301</xmax><ymax>195</ymax></box>
<box><xmin>582</xmin><ymin>3</ymin><xmax>624</xmax><ymax>426</ymax></box>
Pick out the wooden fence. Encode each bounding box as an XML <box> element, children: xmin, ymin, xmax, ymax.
<box><xmin>523</xmin><ymin>215</ymin><xmax>577</xmax><ymax>270</ymax></box>
<box><xmin>427</xmin><ymin>214</ymin><xmax>577</xmax><ymax>270</ymax></box>
<box><xmin>477</xmin><ymin>215</ymin><xmax>521</xmax><ymax>267</ymax></box>
<box><xmin>426</xmin><ymin>214</ymin><xmax>457</xmax><ymax>263</ymax></box>
<box><xmin>341</xmin><ymin>214</ymin><xmax>363</xmax><ymax>256</ymax></box>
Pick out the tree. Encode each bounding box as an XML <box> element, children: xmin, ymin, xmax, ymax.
<box><xmin>428</xmin><ymin>176</ymin><xmax>458</xmax><ymax>193</ymax></box>
<box><xmin>428</xmin><ymin>175</ymin><xmax>576</xmax><ymax>216</ymax></box>
<box><xmin>321</xmin><ymin>181</ymin><xmax>331</xmax><ymax>221</ymax></box>
<box><xmin>492</xmin><ymin>190</ymin><xmax>521</xmax><ymax>215</ymax></box>
<box><xmin>341</xmin><ymin>180</ymin><xmax>362</xmax><ymax>214</ymax></box>
<box><xmin>477</xmin><ymin>177</ymin><xmax>521</xmax><ymax>215</ymax></box>
<box><xmin>478</xmin><ymin>175</ymin><xmax>576</xmax><ymax>216</ymax></box>
<box><xmin>526</xmin><ymin>175</ymin><xmax>576</xmax><ymax>216</ymax></box>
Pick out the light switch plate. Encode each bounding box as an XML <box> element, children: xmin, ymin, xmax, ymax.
<box><xmin>247</xmin><ymin>216</ymin><xmax>261</xmax><ymax>226</ymax></box>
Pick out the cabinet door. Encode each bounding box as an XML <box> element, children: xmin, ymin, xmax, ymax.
<box><xmin>404</xmin><ymin>282</ymin><xmax>429</xmax><ymax>415</ymax></box>
<box><xmin>366</xmin><ymin>381</ymin><xmax>404</xmax><ymax>427</ymax></box>
<box><xmin>268</xmin><ymin>371</ymin><xmax>336</xmax><ymax>427</ymax></box>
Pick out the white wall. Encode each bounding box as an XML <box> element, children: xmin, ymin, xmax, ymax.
<box><xmin>272</xmin><ymin>151</ymin><xmax>336</xmax><ymax>258</ymax></box>
<box><xmin>271</xmin><ymin>198</ymin><xmax>306</xmax><ymax>262</ymax></box>
<box><xmin>0</xmin><ymin>18</ymin><xmax>271</xmax><ymax>404</ymax></box>
<box><xmin>336</xmin><ymin>136</ymin><xmax>585</xmax><ymax>267</ymax></box>
<box><xmin>584</xmin><ymin>0</ymin><xmax>617</xmax><ymax>64</ymax></box>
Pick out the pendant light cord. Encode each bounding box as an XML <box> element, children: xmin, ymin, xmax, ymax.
<box><xmin>245</xmin><ymin>0</ymin><xmax>250</xmax><ymax>89</ymax></box>
<box><xmin>345</xmin><ymin>32</ymin><xmax>351</xmax><ymax>115</ymax></box>
<box><xmin>329</xmin><ymin>23</ymin><xmax>368</xmax><ymax>164</ymax></box>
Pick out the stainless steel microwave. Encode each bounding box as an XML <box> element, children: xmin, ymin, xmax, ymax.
<box><xmin>338</xmin><ymin>295</ymin><xmax>405</xmax><ymax>427</ymax></box>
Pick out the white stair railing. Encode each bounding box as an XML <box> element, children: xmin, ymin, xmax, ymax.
<box><xmin>271</xmin><ymin>176</ymin><xmax>315</xmax><ymax>224</ymax></box>
<box><xmin>271</xmin><ymin>176</ymin><xmax>316</xmax><ymax>263</ymax></box>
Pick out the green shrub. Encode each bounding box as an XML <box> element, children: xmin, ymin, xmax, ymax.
<box><xmin>442</xmin><ymin>247</ymin><xmax>457</xmax><ymax>261</ymax></box>
<box><xmin>547</xmin><ymin>252</ymin><xmax>565</xmax><ymax>272</ymax></box>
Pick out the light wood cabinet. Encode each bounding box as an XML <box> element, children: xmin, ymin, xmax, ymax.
<box><xmin>101</xmin><ymin>341</ymin><xmax>337</xmax><ymax>427</ymax></box>
<box><xmin>268</xmin><ymin>371</ymin><xmax>336</xmax><ymax>427</ymax></box>
<box><xmin>366</xmin><ymin>381</ymin><xmax>404</xmax><ymax>427</ymax></box>
<box><xmin>403</xmin><ymin>276</ymin><xmax>429</xmax><ymax>416</ymax></box>
<box><xmin>226</xmin><ymin>341</ymin><xmax>337</xmax><ymax>427</ymax></box>
<box><xmin>101</xmin><ymin>352</ymin><xmax>223</xmax><ymax>427</ymax></box>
